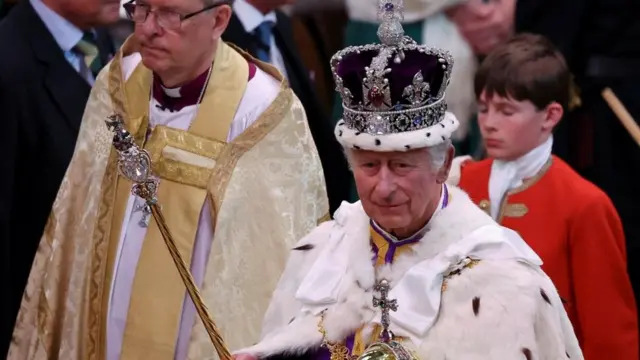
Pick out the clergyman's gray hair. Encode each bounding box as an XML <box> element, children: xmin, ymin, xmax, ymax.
<box><xmin>203</xmin><ymin>0</ymin><xmax>234</xmax><ymax>6</ymax></box>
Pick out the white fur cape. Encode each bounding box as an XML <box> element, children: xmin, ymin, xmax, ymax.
<box><xmin>237</xmin><ymin>187</ymin><xmax>583</xmax><ymax>359</ymax></box>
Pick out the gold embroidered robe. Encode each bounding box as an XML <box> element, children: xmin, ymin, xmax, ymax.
<box><xmin>8</xmin><ymin>38</ymin><xmax>329</xmax><ymax>360</ymax></box>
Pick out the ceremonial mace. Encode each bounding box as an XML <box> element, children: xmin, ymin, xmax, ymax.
<box><xmin>106</xmin><ymin>114</ymin><xmax>232</xmax><ymax>360</ymax></box>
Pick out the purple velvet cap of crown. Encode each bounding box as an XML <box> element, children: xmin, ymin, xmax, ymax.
<box><xmin>336</xmin><ymin>49</ymin><xmax>447</xmax><ymax>110</ymax></box>
<box><xmin>330</xmin><ymin>0</ymin><xmax>459</xmax><ymax>151</ymax></box>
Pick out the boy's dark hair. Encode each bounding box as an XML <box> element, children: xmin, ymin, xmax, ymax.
<box><xmin>474</xmin><ymin>33</ymin><xmax>571</xmax><ymax>110</ymax></box>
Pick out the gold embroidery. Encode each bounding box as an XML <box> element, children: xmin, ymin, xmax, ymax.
<box><xmin>207</xmin><ymin>87</ymin><xmax>293</xmax><ymax>222</ymax></box>
<box><xmin>145</xmin><ymin>126</ymin><xmax>226</xmax><ymax>189</ymax></box>
<box><xmin>228</xmin><ymin>43</ymin><xmax>288</xmax><ymax>87</ymax></box>
<box><xmin>204</xmin><ymin>45</ymin><xmax>294</xmax><ymax>221</ymax></box>
<box><xmin>317</xmin><ymin>212</ymin><xmax>332</xmax><ymax>225</ymax></box>
<box><xmin>496</xmin><ymin>158</ymin><xmax>552</xmax><ymax>223</ymax></box>
<box><xmin>318</xmin><ymin>311</ymin><xmax>357</xmax><ymax>360</ymax></box>
<box><xmin>109</xmin><ymin>37</ymin><xmax>152</xmax><ymax>143</ymax></box>
<box><xmin>351</xmin><ymin>327</ymin><xmax>368</xmax><ymax>357</ymax></box>
<box><xmin>89</xmin><ymin>38</ymin><xmax>152</xmax><ymax>358</ymax></box>
<box><xmin>351</xmin><ymin>324</ymin><xmax>408</xmax><ymax>358</ymax></box>
<box><xmin>9</xmin><ymin>33</ymin><xmax>326</xmax><ymax>360</ymax></box>
<box><xmin>509</xmin><ymin>158</ymin><xmax>553</xmax><ymax>194</ymax></box>
<box><xmin>146</xmin><ymin>126</ymin><xmax>226</xmax><ymax>160</ymax></box>
<box><xmin>120</xmin><ymin>41</ymin><xmax>247</xmax><ymax>360</ymax></box>
<box><xmin>441</xmin><ymin>258</ymin><xmax>481</xmax><ymax>292</ymax></box>
<box><xmin>96</xmin><ymin>153</ymin><xmax>130</xmax><ymax>360</ymax></box>
<box><xmin>369</xmin><ymin>228</ymin><xmax>417</xmax><ymax>267</ymax></box>
<box><xmin>503</xmin><ymin>203</ymin><xmax>529</xmax><ymax>218</ymax></box>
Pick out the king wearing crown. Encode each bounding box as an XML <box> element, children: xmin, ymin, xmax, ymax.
<box><xmin>233</xmin><ymin>1</ymin><xmax>583</xmax><ymax>360</ymax></box>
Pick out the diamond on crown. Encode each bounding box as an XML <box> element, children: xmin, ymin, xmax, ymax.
<box><xmin>402</xmin><ymin>71</ymin><xmax>431</xmax><ymax>105</ymax></box>
<box><xmin>329</xmin><ymin>0</ymin><xmax>455</xmax><ymax>135</ymax></box>
<box><xmin>377</xmin><ymin>0</ymin><xmax>404</xmax><ymax>46</ymax></box>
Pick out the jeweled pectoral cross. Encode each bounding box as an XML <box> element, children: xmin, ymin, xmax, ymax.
<box><xmin>373</xmin><ymin>279</ymin><xmax>397</xmax><ymax>342</ymax></box>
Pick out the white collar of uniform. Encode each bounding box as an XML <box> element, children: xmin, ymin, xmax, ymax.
<box><xmin>295</xmin><ymin>193</ymin><xmax>542</xmax><ymax>345</ymax></box>
<box><xmin>233</xmin><ymin>0</ymin><xmax>278</xmax><ymax>33</ymax></box>
<box><xmin>488</xmin><ymin>136</ymin><xmax>553</xmax><ymax>220</ymax></box>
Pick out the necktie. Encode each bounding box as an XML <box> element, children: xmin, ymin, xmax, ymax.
<box><xmin>74</xmin><ymin>32</ymin><xmax>103</xmax><ymax>77</ymax></box>
<box><xmin>253</xmin><ymin>21</ymin><xmax>273</xmax><ymax>63</ymax></box>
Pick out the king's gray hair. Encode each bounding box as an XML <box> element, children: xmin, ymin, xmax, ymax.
<box><xmin>343</xmin><ymin>139</ymin><xmax>453</xmax><ymax>173</ymax></box>
<box><xmin>427</xmin><ymin>139</ymin><xmax>452</xmax><ymax>170</ymax></box>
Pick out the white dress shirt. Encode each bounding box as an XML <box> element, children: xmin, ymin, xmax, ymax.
<box><xmin>30</xmin><ymin>0</ymin><xmax>96</xmax><ymax>84</ymax></box>
<box><xmin>232</xmin><ymin>0</ymin><xmax>289</xmax><ymax>80</ymax></box>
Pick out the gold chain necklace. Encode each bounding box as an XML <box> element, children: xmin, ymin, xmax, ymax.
<box><xmin>318</xmin><ymin>311</ymin><xmax>358</xmax><ymax>360</ymax></box>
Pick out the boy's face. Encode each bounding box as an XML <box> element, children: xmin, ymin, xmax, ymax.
<box><xmin>477</xmin><ymin>91</ymin><xmax>562</xmax><ymax>161</ymax></box>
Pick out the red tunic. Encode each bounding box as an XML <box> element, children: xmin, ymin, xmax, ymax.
<box><xmin>459</xmin><ymin>155</ymin><xmax>638</xmax><ymax>360</ymax></box>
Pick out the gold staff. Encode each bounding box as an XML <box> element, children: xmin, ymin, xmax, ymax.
<box><xmin>106</xmin><ymin>114</ymin><xmax>232</xmax><ymax>360</ymax></box>
<box><xmin>601</xmin><ymin>88</ymin><xmax>640</xmax><ymax>147</ymax></box>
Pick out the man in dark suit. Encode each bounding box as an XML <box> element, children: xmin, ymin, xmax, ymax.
<box><xmin>0</xmin><ymin>0</ymin><xmax>119</xmax><ymax>356</ymax></box>
<box><xmin>222</xmin><ymin>0</ymin><xmax>351</xmax><ymax>215</ymax></box>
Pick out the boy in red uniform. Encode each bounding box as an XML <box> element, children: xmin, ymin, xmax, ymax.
<box><xmin>449</xmin><ymin>33</ymin><xmax>638</xmax><ymax>359</ymax></box>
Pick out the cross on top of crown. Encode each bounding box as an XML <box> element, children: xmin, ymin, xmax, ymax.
<box><xmin>376</xmin><ymin>0</ymin><xmax>405</xmax><ymax>46</ymax></box>
<box><xmin>373</xmin><ymin>279</ymin><xmax>397</xmax><ymax>341</ymax></box>
<box><xmin>377</xmin><ymin>0</ymin><xmax>404</xmax><ymax>22</ymax></box>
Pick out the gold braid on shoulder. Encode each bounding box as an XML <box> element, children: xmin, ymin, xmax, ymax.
<box><xmin>318</xmin><ymin>310</ymin><xmax>358</xmax><ymax>360</ymax></box>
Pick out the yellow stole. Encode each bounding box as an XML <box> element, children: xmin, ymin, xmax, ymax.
<box><xmin>105</xmin><ymin>40</ymin><xmax>250</xmax><ymax>360</ymax></box>
<box><xmin>350</xmin><ymin>227</ymin><xmax>416</xmax><ymax>357</ymax></box>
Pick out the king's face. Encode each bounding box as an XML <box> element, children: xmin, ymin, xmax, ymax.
<box><xmin>349</xmin><ymin>148</ymin><xmax>443</xmax><ymax>238</ymax></box>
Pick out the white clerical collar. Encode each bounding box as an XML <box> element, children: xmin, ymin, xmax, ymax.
<box><xmin>371</xmin><ymin>184</ymin><xmax>449</xmax><ymax>243</ymax></box>
<box><xmin>161</xmin><ymin>85</ymin><xmax>182</xmax><ymax>98</ymax></box>
<box><xmin>488</xmin><ymin>136</ymin><xmax>553</xmax><ymax>220</ymax></box>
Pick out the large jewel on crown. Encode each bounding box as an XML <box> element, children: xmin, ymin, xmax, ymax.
<box><xmin>366</xmin><ymin>85</ymin><xmax>388</xmax><ymax>109</ymax></box>
<box><xmin>330</xmin><ymin>0</ymin><xmax>454</xmax><ymax>136</ymax></box>
<box><xmin>362</xmin><ymin>49</ymin><xmax>393</xmax><ymax>111</ymax></box>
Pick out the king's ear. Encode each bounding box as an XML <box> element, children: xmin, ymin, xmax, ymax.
<box><xmin>437</xmin><ymin>145</ymin><xmax>455</xmax><ymax>184</ymax></box>
<box><xmin>446</xmin><ymin>155</ymin><xmax>473</xmax><ymax>186</ymax></box>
